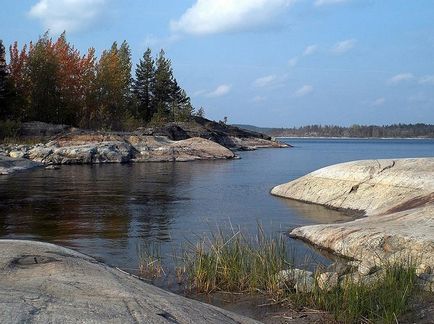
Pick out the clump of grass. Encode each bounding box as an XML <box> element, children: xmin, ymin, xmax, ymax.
<box><xmin>180</xmin><ymin>225</ymin><xmax>292</xmax><ymax>299</ymax></box>
<box><xmin>296</xmin><ymin>262</ymin><xmax>417</xmax><ymax>323</ymax></box>
<box><xmin>138</xmin><ymin>242</ymin><xmax>166</xmax><ymax>279</ymax></box>
<box><xmin>138</xmin><ymin>226</ymin><xmax>419</xmax><ymax>324</ymax></box>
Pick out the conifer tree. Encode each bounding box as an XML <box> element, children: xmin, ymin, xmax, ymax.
<box><xmin>118</xmin><ymin>41</ymin><xmax>132</xmax><ymax>98</ymax></box>
<box><xmin>152</xmin><ymin>49</ymin><xmax>174</xmax><ymax>122</ymax></box>
<box><xmin>133</xmin><ymin>48</ymin><xmax>155</xmax><ymax>121</ymax></box>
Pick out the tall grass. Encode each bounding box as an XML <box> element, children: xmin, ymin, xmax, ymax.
<box><xmin>138</xmin><ymin>242</ymin><xmax>165</xmax><ymax>279</ymax></box>
<box><xmin>305</xmin><ymin>264</ymin><xmax>417</xmax><ymax>323</ymax></box>
<box><xmin>180</xmin><ymin>225</ymin><xmax>292</xmax><ymax>297</ymax></box>
<box><xmin>138</xmin><ymin>225</ymin><xmax>419</xmax><ymax>323</ymax></box>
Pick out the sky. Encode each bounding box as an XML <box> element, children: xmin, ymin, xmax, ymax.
<box><xmin>2</xmin><ymin>0</ymin><xmax>434</xmax><ymax>127</ymax></box>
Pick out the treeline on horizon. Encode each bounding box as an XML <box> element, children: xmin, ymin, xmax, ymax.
<box><xmin>266</xmin><ymin>124</ymin><xmax>434</xmax><ymax>138</ymax></box>
<box><xmin>0</xmin><ymin>32</ymin><xmax>204</xmax><ymax>137</ymax></box>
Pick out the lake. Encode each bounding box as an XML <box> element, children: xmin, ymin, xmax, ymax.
<box><xmin>0</xmin><ymin>138</ymin><xmax>433</xmax><ymax>274</ymax></box>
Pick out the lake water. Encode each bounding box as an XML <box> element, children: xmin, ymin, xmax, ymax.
<box><xmin>0</xmin><ymin>138</ymin><xmax>433</xmax><ymax>274</ymax></box>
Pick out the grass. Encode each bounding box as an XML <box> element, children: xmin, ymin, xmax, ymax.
<box><xmin>305</xmin><ymin>264</ymin><xmax>417</xmax><ymax>323</ymax></box>
<box><xmin>180</xmin><ymin>225</ymin><xmax>292</xmax><ymax>297</ymax></box>
<box><xmin>138</xmin><ymin>242</ymin><xmax>165</xmax><ymax>279</ymax></box>
<box><xmin>138</xmin><ymin>225</ymin><xmax>420</xmax><ymax>324</ymax></box>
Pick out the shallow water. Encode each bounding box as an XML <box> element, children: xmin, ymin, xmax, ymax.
<box><xmin>0</xmin><ymin>138</ymin><xmax>433</xmax><ymax>272</ymax></box>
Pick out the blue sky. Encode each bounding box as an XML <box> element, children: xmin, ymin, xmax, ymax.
<box><xmin>2</xmin><ymin>0</ymin><xmax>434</xmax><ymax>127</ymax></box>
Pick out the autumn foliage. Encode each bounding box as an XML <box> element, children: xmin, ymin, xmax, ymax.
<box><xmin>0</xmin><ymin>32</ymin><xmax>197</xmax><ymax>130</ymax></box>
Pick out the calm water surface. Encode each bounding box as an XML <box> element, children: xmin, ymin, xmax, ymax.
<box><xmin>0</xmin><ymin>138</ymin><xmax>433</xmax><ymax>272</ymax></box>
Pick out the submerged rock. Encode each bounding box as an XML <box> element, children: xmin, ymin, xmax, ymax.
<box><xmin>0</xmin><ymin>240</ymin><xmax>258</xmax><ymax>324</ymax></box>
<box><xmin>271</xmin><ymin>158</ymin><xmax>434</xmax><ymax>273</ymax></box>
<box><xmin>0</xmin><ymin>156</ymin><xmax>42</xmax><ymax>175</ymax></box>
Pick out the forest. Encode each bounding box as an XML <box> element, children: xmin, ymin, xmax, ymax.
<box><xmin>0</xmin><ymin>32</ymin><xmax>203</xmax><ymax>136</ymax></box>
<box><xmin>261</xmin><ymin>124</ymin><xmax>434</xmax><ymax>138</ymax></box>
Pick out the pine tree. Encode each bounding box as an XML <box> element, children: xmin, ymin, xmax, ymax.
<box><xmin>118</xmin><ymin>41</ymin><xmax>132</xmax><ymax>98</ymax></box>
<box><xmin>196</xmin><ymin>107</ymin><xmax>205</xmax><ymax>118</ymax></box>
<box><xmin>170</xmin><ymin>79</ymin><xmax>193</xmax><ymax>122</ymax></box>
<box><xmin>152</xmin><ymin>49</ymin><xmax>174</xmax><ymax>123</ymax></box>
<box><xmin>133</xmin><ymin>48</ymin><xmax>155</xmax><ymax>121</ymax></box>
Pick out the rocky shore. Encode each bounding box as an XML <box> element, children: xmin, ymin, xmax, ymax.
<box><xmin>271</xmin><ymin>158</ymin><xmax>434</xmax><ymax>290</ymax></box>
<box><xmin>0</xmin><ymin>118</ymin><xmax>288</xmax><ymax>175</ymax></box>
<box><xmin>0</xmin><ymin>240</ymin><xmax>257</xmax><ymax>323</ymax></box>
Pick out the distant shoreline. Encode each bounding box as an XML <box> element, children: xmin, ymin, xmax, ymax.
<box><xmin>275</xmin><ymin>136</ymin><xmax>434</xmax><ymax>140</ymax></box>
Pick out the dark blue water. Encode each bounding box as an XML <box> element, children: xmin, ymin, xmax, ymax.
<box><xmin>0</xmin><ymin>138</ymin><xmax>433</xmax><ymax>272</ymax></box>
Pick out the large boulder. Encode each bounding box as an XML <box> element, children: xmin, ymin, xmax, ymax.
<box><xmin>271</xmin><ymin>158</ymin><xmax>434</xmax><ymax>272</ymax></box>
<box><xmin>0</xmin><ymin>240</ymin><xmax>258</xmax><ymax>324</ymax></box>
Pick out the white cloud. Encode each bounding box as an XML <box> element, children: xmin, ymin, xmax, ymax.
<box><xmin>314</xmin><ymin>0</ymin><xmax>349</xmax><ymax>7</ymax></box>
<box><xmin>253</xmin><ymin>75</ymin><xmax>277</xmax><ymax>87</ymax></box>
<box><xmin>303</xmin><ymin>44</ymin><xmax>318</xmax><ymax>56</ymax></box>
<box><xmin>252</xmin><ymin>96</ymin><xmax>266</xmax><ymax>102</ymax></box>
<box><xmin>419</xmin><ymin>75</ymin><xmax>434</xmax><ymax>85</ymax></box>
<box><xmin>371</xmin><ymin>97</ymin><xmax>385</xmax><ymax>107</ymax></box>
<box><xmin>205</xmin><ymin>84</ymin><xmax>232</xmax><ymax>97</ymax></box>
<box><xmin>288</xmin><ymin>57</ymin><xmax>298</xmax><ymax>67</ymax></box>
<box><xmin>144</xmin><ymin>34</ymin><xmax>182</xmax><ymax>49</ymax></box>
<box><xmin>29</xmin><ymin>0</ymin><xmax>106</xmax><ymax>34</ymax></box>
<box><xmin>170</xmin><ymin>0</ymin><xmax>296</xmax><ymax>36</ymax></box>
<box><xmin>331</xmin><ymin>39</ymin><xmax>356</xmax><ymax>55</ymax></box>
<box><xmin>387</xmin><ymin>73</ymin><xmax>414</xmax><ymax>85</ymax></box>
<box><xmin>294</xmin><ymin>85</ymin><xmax>314</xmax><ymax>97</ymax></box>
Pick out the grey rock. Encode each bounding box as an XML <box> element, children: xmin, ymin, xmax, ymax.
<box><xmin>416</xmin><ymin>274</ymin><xmax>434</xmax><ymax>292</ymax></box>
<box><xmin>0</xmin><ymin>240</ymin><xmax>258</xmax><ymax>324</ymax></box>
<box><xmin>0</xmin><ymin>156</ymin><xmax>42</xmax><ymax>175</ymax></box>
<box><xmin>25</xmin><ymin>132</ymin><xmax>235</xmax><ymax>165</ymax></box>
<box><xmin>271</xmin><ymin>158</ymin><xmax>434</xmax><ymax>273</ymax></box>
<box><xmin>8</xmin><ymin>150</ymin><xmax>26</xmax><ymax>159</ymax></box>
<box><xmin>317</xmin><ymin>272</ymin><xmax>339</xmax><ymax>291</ymax></box>
<box><xmin>278</xmin><ymin>268</ymin><xmax>315</xmax><ymax>293</ymax></box>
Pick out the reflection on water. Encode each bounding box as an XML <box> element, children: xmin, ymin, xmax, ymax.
<box><xmin>0</xmin><ymin>138</ymin><xmax>433</xmax><ymax>271</ymax></box>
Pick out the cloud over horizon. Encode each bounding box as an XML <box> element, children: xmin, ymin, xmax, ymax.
<box><xmin>170</xmin><ymin>0</ymin><xmax>295</xmax><ymax>36</ymax></box>
<box><xmin>387</xmin><ymin>73</ymin><xmax>414</xmax><ymax>85</ymax></box>
<box><xmin>253</xmin><ymin>75</ymin><xmax>277</xmax><ymax>87</ymax></box>
<box><xmin>331</xmin><ymin>39</ymin><xmax>356</xmax><ymax>54</ymax></box>
<box><xmin>29</xmin><ymin>0</ymin><xmax>106</xmax><ymax>34</ymax></box>
<box><xmin>205</xmin><ymin>84</ymin><xmax>232</xmax><ymax>97</ymax></box>
<box><xmin>371</xmin><ymin>97</ymin><xmax>386</xmax><ymax>107</ymax></box>
<box><xmin>294</xmin><ymin>85</ymin><xmax>314</xmax><ymax>97</ymax></box>
<box><xmin>419</xmin><ymin>75</ymin><xmax>434</xmax><ymax>85</ymax></box>
<box><xmin>303</xmin><ymin>44</ymin><xmax>318</xmax><ymax>56</ymax></box>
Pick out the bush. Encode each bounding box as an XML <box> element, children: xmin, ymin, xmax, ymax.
<box><xmin>0</xmin><ymin>119</ymin><xmax>21</xmax><ymax>140</ymax></box>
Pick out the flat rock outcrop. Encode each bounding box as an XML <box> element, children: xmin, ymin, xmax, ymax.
<box><xmin>0</xmin><ymin>240</ymin><xmax>258</xmax><ymax>323</ymax></box>
<box><xmin>1</xmin><ymin>132</ymin><xmax>235</xmax><ymax>169</ymax></box>
<box><xmin>145</xmin><ymin>117</ymin><xmax>289</xmax><ymax>150</ymax></box>
<box><xmin>271</xmin><ymin>158</ymin><xmax>434</xmax><ymax>273</ymax></box>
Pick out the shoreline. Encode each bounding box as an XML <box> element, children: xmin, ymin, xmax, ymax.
<box><xmin>271</xmin><ymin>158</ymin><xmax>434</xmax><ymax>286</ymax></box>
